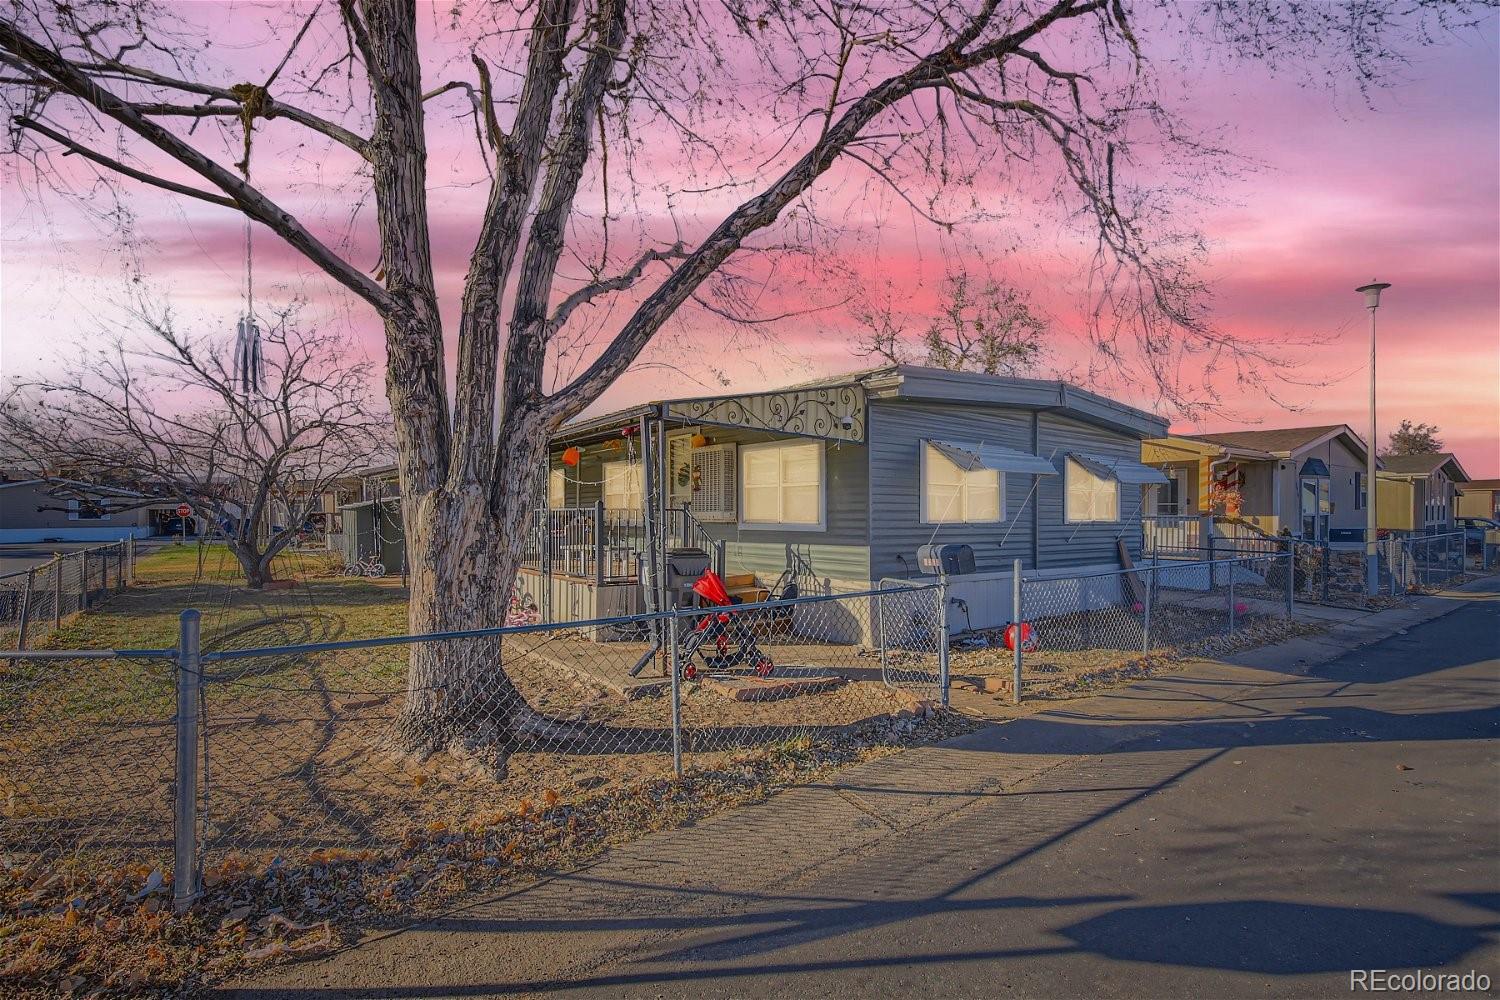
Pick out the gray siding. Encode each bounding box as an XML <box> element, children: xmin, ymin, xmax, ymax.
<box><xmin>1036</xmin><ymin>412</ymin><xmax>1147</xmax><ymax>570</ymax></box>
<box><xmin>1274</xmin><ymin>435</ymin><xmax>1370</xmax><ymax>535</ymax></box>
<box><xmin>695</xmin><ymin>426</ymin><xmax>871</xmax><ymax>591</ymax></box>
<box><xmin>867</xmin><ymin>400</ymin><xmax>1037</xmax><ymax>579</ymax></box>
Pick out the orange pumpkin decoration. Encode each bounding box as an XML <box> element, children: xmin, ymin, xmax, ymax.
<box><xmin>561</xmin><ymin>446</ymin><xmax>581</xmax><ymax>467</ymax></box>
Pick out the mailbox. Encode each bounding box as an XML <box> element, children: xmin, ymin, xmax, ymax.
<box><xmin>917</xmin><ymin>543</ymin><xmax>976</xmax><ymax>575</ymax></box>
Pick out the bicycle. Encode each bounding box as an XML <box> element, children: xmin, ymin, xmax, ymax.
<box><xmin>342</xmin><ymin>554</ymin><xmax>387</xmax><ymax>578</ymax></box>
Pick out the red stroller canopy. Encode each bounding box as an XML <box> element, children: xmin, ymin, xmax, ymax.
<box><xmin>692</xmin><ymin>569</ymin><xmax>731</xmax><ymax>607</ymax></box>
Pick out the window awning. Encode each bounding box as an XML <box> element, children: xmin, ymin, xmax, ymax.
<box><xmin>1069</xmin><ymin>452</ymin><xmax>1171</xmax><ymax>486</ymax></box>
<box><xmin>929</xmin><ymin>440</ymin><xmax>1059</xmax><ymax>476</ymax></box>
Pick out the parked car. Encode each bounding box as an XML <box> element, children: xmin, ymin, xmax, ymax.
<box><xmin>1457</xmin><ymin>516</ymin><xmax>1500</xmax><ymax>555</ymax></box>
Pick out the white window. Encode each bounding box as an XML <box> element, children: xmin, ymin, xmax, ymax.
<box><xmin>1065</xmin><ymin>458</ymin><xmax>1119</xmax><ymax>523</ymax></box>
<box><xmin>690</xmin><ymin>443</ymin><xmax>737</xmax><ymax>522</ymax></box>
<box><xmin>67</xmin><ymin>498</ymin><xmax>110</xmax><ymax>521</ymax></box>
<box><xmin>1354</xmin><ymin>472</ymin><xmax>1366</xmax><ymax>511</ymax></box>
<box><xmin>601</xmin><ymin>459</ymin><xmax>643</xmax><ymax>511</ymax></box>
<box><xmin>739</xmin><ymin>439</ymin><xmax>824</xmax><ymax>530</ymax></box>
<box><xmin>921</xmin><ymin>443</ymin><xmax>1002</xmax><ymax>524</ymax></box>
<box><xmin>548</xmin><ymin>468</ymin><xmax>567</xmax><ymax>509</ymax></box>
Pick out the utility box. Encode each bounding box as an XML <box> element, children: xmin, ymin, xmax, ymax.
<box><xmin>917</xmin><ymin>543</ymin><xmax>976</xmax><ymax>575</ymax></box>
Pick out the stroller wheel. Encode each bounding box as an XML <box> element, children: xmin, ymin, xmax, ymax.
<box><xmin>754</xmin><ymin>660</ymin><xmax>773</xmax><ymax>677</ymax></box>
<box><xmin>683</xmin><ymin>662</ymin><xmax>698</xmax><ymax>680</ymax></box>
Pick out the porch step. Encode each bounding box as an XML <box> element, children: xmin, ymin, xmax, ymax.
<box><xmin>728</xmin><ymin>585</ymin><xmax>770</xmax><ymax>604</ymax></box>
<box><xmin>723</xmin><ymin>572</ymin><xmax>758</xmax><ymax>588</ymax></box>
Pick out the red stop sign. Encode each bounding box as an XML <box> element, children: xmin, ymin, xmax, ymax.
<box><xmin>176</xmin><ymin>503</ymin><xmax>192</xmax><ymax>518</ymax></box>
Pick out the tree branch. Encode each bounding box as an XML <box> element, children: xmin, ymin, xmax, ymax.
<box><xmin>14</xmin><ymin>115</ymin><xmax>236</xmax><ymax>207</ymax></box>
<box><xmin>0</xmin><ymin>15</ymin><xmax>394</xmax><ymax>314</ymax></box>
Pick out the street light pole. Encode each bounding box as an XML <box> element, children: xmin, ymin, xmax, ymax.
<box><xmin>1356</xmin><ymin>281</ymin><xmax>1390</xmax><ymax>597</ymax></box>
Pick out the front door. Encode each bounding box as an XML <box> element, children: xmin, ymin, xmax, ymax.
<box><xmin>1300</xmin><ymin>477</ymin><xmax>1330</xmax><ymax>541</ymax></box>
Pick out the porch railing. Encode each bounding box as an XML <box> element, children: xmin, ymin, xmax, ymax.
<box><xmin>1142</xmin><ymin>514</ymin><xmax>1207</xmax><ymax>555</ymax></box>
<box><xmin>522</xmin><ymin>503</ymin><xmax>725</xmax><ymax>584</ymax></box>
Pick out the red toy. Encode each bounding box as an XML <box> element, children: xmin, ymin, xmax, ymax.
<box><xmin>1003</xmin><ymin>621</ymin><xmax>1038</xmax><ymax>653</ymax></box>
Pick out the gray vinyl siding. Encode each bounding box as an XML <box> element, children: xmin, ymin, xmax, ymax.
<box><xmin>866</xmin><ymin>400</ymin><xmax>1038</xmax><ymax>580</ymax></box>
<box><xmin>1275</xmin><ymin>435</ymin><xmax>1371</xmax><ymax>535</ymax></box>
<box><xmin>549</xmin><ymin>430</ymin><xmax>869</xmax><ymax>589</ymax></box>
<box><xmin>694</xmin><ymin>426</ymin><xmax>871</xmax><ymax>591</ymax></box>
<box><xmin>1036</xmin><ymin>412</ymin><xmax>1146</xmax><ymax>570</ymax></box>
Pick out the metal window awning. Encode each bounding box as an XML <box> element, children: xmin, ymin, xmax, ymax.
<box><xmin>1069</xmin><ymin>451</ymin><xmax>1170</xmax><ymax>486</ymax></box>
<box><xmin>929</xmin><ymin>440</ymin><xmax>1059</xmax><ymax>476</ymax></box>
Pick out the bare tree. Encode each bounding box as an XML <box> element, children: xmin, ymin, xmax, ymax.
<box><xmin>858</xmin><ymin>271</ymin><xmax>1046</xmax><ymax>376</ymax></box>
<box><xmin>0</xmin><ymin>0</ymin><xmax>1488</xmax><ymax>773</ymax></box>
<box><xmin>0</xmin><ymin>309</ymin><xmax>387</xmax><ymax>589</ymax></box>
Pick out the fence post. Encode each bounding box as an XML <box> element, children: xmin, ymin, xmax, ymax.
<box><xmin>52</xmin><ymin>556</ymin><xmax>62</xmax><ymax>629</ymax></box>
<box><xmin>173</xmin><ymin>609</ymin><xmax>202</xmax><ymax>914</ymax></box>
<box><xmin>1207</xmin><ymin>532</ymin><xmax>1215</xmax><ymax>569</ymax></box>
<box><xmin>1285</xmin><ymin>541</ymin><xmax>1295</xmax><ymax>619</ymax></box>
<box><xmin>116</xmin><ymin>543</ymin><xmax>124</xmax><ymax>591</ymax></box>
<box><xmin>876</xmin><ymin>590</ymin><xmax>889</xmax><ymax>685</ymax></box>
<box><xmin>1141</xmin><ymin>558</ymin><xmax>1153</xmax><ymax>656</ymax></box>
<box><xmin>1227</xmin><ymin>559</ymin><xmax>1237</xmax><ymax>634</ymax></box>
<box><xmin>592</xmin><ymin>499</ymin><xmax>605</xmax><ymax>588</ymax></box>
<box><xmin>937</xmin><ymin>582</ymin><xmax>950</xmax><ymax>709</ymax></box>
<box><xmin>1319</xmin><ymin>544</ymin><xmax>1330</xmax><ymax>603</ymax></box>
<box><xmin>667</xmin><ymin>609</ymin><xmax>683</xmax><ymax>779</ymax></box>
<box><xmin>15</xmin><ymin>567</ymin><xmax>35</xmax><ymax>652</ymax></box>
<box><xmin>1011</xmin><ymin>558</ymin><xmax>1023</xmax><ymax>706</ymax></box>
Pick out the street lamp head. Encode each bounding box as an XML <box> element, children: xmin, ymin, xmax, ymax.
<box><xmin>1356</xmin><ymin>281</ymin><xmax>1391</xmax><ymax>310</ymax></box>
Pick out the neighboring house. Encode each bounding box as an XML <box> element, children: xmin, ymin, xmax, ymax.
<box><xmin>0</xmin><ymin>477</ymin><xmax>171</xmax><ymax>542</ymax></box>
<box><xmin>337</xmin><ymin>463</ymin><xmax>404</xmax><ymax>569</ymax></box>
<box><xmin>1456</xmin><ymin>478</ymin><xmax>1500</xmax><ymax>521</ymax></box>
<box><xmin>529</xmin><ymin>365</ymin><xmax>1168</xmax><ymax>628</ymax></box>
<box><xmin>1376</xmin><ymin>453</ymin><xmax>1471</xmax><ymax>536</ymax></box>
<box><xmin>1140</xmin><ymin>425</ymin><xmax>1377</xmax><ymax>545</ymax></box>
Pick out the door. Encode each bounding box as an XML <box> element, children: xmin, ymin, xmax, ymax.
<box><xmin>1300</xmin><ymin>477</ymin><xmax>1330</xmax><ymax>541</ymax></box>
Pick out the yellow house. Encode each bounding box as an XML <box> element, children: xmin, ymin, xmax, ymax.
<box><xmin>1456</xmin><ymin>479</ymin><xmax>1500</xmax><ymax>520</ymax></box>
<box><xmin>1376</xmin><ymin>453</ymin><xmax>1470</xmax><ymax>535</ymax></box>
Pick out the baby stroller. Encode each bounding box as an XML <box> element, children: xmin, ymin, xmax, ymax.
<box><xmin>676</xmin><ymin>570</ymin><xmax>775</xmax><ymax>680</ymax></box>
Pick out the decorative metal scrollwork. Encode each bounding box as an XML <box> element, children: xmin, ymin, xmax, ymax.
<box><xmin>668</xmin><ymin>385</ymin><xmax>866</xmax><ymax>442</ymax></box>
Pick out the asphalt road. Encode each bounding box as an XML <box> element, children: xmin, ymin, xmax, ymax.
<box><xmin>228</xmin><ymin>589</ymin><xmax>1500</xmax><ymax>999</ymax></box>
<box><xmin>0</xmin><ymin>541</ymin><xmax>107</xmax><ymax>577</ymax></box>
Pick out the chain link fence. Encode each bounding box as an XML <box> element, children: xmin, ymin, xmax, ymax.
<box><xmin>1389</xmin><ymin>531</ymin><xmax>1466</xmax><ymax>592</ymax></box>
<box><xmin>2</xmin><ymin>583</ymin><xmax>944</xmax><ymax>908</ymax></box>
<box><xmin>0</xmin><ymin>650</ymin><xmax>178</xmax><ymax>874</ymax></box>
<box><xmin>0</xmin><ymin>545</ymin><xmax>1347</xmax><ymax>914</ymax></box>
<box><xmin>0</xmin><ymin>540</ymin><xmax>136</xmax><ymax>650</ymax></box>
<box><xmin>959</xmin><ymin>551</ymin><xmax>1297</xmax><ymax>703</ymax></box>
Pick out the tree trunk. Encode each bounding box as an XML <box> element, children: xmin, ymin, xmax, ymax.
<box><xmin>230</xmin><ymin>543</ymin><xmax>273</xmax><ymax>589</ymax></box>
<box><xmin>393</xmin><ymin>482</ymin><xmax>531</xmax><ymax>777</ymax></box>
<box><xmin>389</xmin><ymin>421</ymin><xmax>577</xmax><ymax>779</ymax></box>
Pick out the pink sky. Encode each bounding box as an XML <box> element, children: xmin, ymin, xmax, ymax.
<box><xmin>2</xmin><ymin>4</ymin><xmax>1496</xmax><ymax>476</ymax></box>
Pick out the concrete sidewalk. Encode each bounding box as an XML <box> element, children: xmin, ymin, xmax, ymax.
<box><xmin>224</xmin><ymin>577</ymin><xmax>1500</xmax><ymax>998</ymax></box>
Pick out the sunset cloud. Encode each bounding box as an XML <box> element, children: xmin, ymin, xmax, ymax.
<box><xmin>1</xmin><ymin>4</ymin><xmax>1494</xmax><ymax>475</ymax></box>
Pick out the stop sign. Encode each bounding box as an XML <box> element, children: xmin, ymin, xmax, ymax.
<box><xmin>176</xmin><ymin>503</ymin><xmax>192</xmax><ymax>518</ymax></box>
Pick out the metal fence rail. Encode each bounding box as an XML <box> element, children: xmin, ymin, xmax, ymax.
<box><xmin>0</xmin><ymin>539</ymin><xmax>136</xmax><ymax>650</ymax></box>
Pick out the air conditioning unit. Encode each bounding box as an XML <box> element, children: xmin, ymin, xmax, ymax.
<box><xmin>917</xmin><ymin>543</ymin><xmax>976</xmax><ymax>575</ymax></box>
